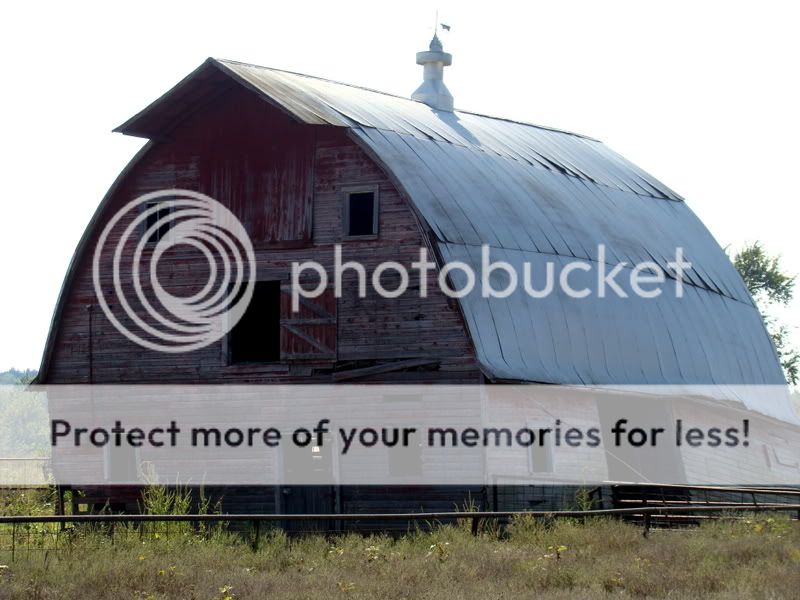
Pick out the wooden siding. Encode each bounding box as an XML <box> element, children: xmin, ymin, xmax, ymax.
<box><xmin>45</xmin><ymin>87</ymin><xmax>479</xmax><ymax>384</ymax></box>
<box><xmin>280</xmin><ymin>285</ymin><xmax>337</xmax><ymax>361</ymax></box>
<box><xmin>673</xmin><ymin>400</ymin><xmax>800</xmax><ymax>486</ymax></box>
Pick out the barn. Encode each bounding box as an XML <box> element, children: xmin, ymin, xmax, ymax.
<box><xmin>37</xmin><ymin>37</ymin><xmax>798</xmax><ymax>521</ymax></box>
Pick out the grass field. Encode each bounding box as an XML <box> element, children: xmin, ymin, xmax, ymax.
<box><xmin>1</xmin><ymin>508</ymin><xmax>798</xmax><ymax>599</ymax></box>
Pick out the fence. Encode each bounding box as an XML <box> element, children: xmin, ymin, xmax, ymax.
<box><xmin>489</xmin><ymin>479</ymin><xmax>800</xmax><ymax>509</ymax></box>
<box><xmin>2</xmin><ymin>503</ymin><xmax>799</xmax><ymax>562</ymax></box>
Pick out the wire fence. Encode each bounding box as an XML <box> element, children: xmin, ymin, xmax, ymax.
<box><xmin>2</xmin><ymin>503</ymin><xmax>799</xmax><ymax>562</ymax></box>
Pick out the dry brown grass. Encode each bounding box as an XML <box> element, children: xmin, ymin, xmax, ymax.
<box><xmin>0</xmin><ymin>515</ymin><xmax>798</xmax><ymax>599</ymax></box>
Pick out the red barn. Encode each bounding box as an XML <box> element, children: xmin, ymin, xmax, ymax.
<box><xmin>37</xmin><ymin>38</ymin><xmax>798</xmax><ymax>521</ymax></box>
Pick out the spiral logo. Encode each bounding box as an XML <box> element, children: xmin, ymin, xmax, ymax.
<box><xmin>92</xmin><ymin>189</ymin><xmax>256</xmax><ymax>353</ymax></box>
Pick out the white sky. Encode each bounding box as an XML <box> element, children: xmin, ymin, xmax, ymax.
<box><xmin>0</xmin><ymin>0</ymin><xmax>798</xmax><ymax>371</ymax></box>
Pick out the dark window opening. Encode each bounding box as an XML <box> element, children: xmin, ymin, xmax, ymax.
<box><xmin>144</xmin><ymin>202</ymin><xmax>172</xmax><ymax>244</ymax></box>
<box><xmin>529</xmin><ymin>438</ymin><xmax>554</xmax><ymax>473</ymax></box>
<box><xmin>346</xmin><ymin>191</ymin><xmax>377</xmax><ymax>236</ymax></box>
<box><xmin>385</xmin><ymin>394</ymin><xmax>423</xmax><ymax>477</ymax></box>
<box><xmin>105</xmin><ymin>445</ymin><xmax>138</xmax><ymax>483</ymax></box>
<box><xmin>388</xmin><ymin>433</ymin><xmax>423</xmax><ymax>477</ymax></box>
<box><xmin>229</xmin><ymin>281</ymin><xmax>281</xmax><ymax>364</ymax></box>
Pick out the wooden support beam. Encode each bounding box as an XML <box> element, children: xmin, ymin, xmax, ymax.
<box><xmin>331</xmin><ymin>358</ymin><xmax>440</xmax><ymax>382</ymax></box>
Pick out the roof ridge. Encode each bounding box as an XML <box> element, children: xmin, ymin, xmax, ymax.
<box><xmin>214</xmin><ymin>58</ymin><xmax>413</xmax><ymax>101</ymax></box>
<box><xmin>213</xmin><ymin>58</ymin><xmax>596</xmax><ymax>141</ymax></box>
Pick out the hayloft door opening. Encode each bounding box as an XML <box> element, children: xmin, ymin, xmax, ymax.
<box><xmin>228</xmin><ymin>281</ymin><xmax>281</xmax><ymax>364</ymax></box>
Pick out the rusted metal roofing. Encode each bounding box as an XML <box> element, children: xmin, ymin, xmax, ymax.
<box><xmin>115</xmin><ymin>57</ymin><xmax>787</xmax><ymax>397</ymax></box>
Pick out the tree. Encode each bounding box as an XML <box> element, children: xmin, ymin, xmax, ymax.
<box><xmin>0</xmin><ymin>368</ymin><xmax>37</xmax><ymax>385</ymax></box>
<box><xmin>733</xmin><ymin>242</ymin><xmax>798</xmax><ymax>384</ymax></box>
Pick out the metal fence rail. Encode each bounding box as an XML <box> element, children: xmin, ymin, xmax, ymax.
<box><xmin>603</xmin><ymin>482</ymin><xmax>800</xmax><ymax>495</ymax></box>
<box><xmin>3</xmin><ymin>503</ymin><xmax>800</xmax><ymax>525</ymax></box>
<box><xmin>1</xmin><ymin>503</ymin><xmax>798</xmax><ymax>552</ymax></box>
<box><xmin>488</xmin><ymin>480</ymin><xmax>800</xmax><ymax>512</ymax></box>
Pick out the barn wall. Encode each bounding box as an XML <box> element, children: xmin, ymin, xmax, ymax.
<box><xmin>673</xmin><ymin>400</ymin><xmax>800</xmax><ymax>485</ymax></box>
<box><xmin>45</xmin><ymin>87</ymin><xmax>479</xmax><ymax>384</ymax></box>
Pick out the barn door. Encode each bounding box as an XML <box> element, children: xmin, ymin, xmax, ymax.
<box><xmin>280</xmin><ymin>429</ymin><xmax>337</xmax><ymax>533</ymax></box>
<box><xmin>280</xmin><ymin>285</ymin><xmax>337</xmax><ymax>361</ymax></box>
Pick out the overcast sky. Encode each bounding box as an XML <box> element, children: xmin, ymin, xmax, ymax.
<box><xmin>1</xmin><ymin>0</ymin><xmax>797</xmax><ymax>371</ymax></box>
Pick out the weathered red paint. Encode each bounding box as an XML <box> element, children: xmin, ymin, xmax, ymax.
<box><xmin>44</xmin><ymin>87</ymin><xmax>480</xmax><ymax>385</ymax></box>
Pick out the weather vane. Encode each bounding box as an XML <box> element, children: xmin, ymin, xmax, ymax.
<box><xmin>434</xmin><ymin>10</ymin><xmax>451</xmax><ymax>36</ymax></box>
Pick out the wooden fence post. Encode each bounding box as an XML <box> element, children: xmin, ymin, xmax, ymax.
<box><xmin>252</xmin><ymin>520</ymin><xmax>261</xmax><ymax>552</ymax></box>
<box><xmin>471</xmin><ymin>516</ymin><xmax>480</xmax><ymax>536</ymax></box>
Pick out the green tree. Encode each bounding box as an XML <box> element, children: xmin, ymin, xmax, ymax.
<box><xmin>733</xmin><ymin>242</ymin><xmax>798</xmax><ymax>384</ymax></box>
